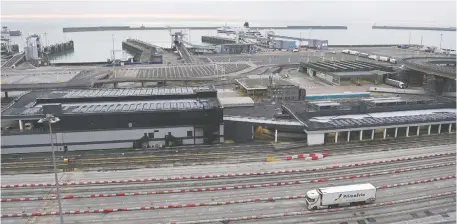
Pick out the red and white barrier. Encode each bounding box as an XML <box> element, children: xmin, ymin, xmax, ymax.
<box><xmin>284</xmin><ymin>152</ymin><xmax>329</xmax><ymax>160</ymax></box>
<box><xmin>2</xmin><ymin>181</ymin><xmax>455</xmax><ymax>218</ymax></box>
<box><xmin>1</xmin><ymin>152</ymin><xmax>454</xmax><ymax>189</ymax></box>
<box><xmin>166</xmin><ymin>192</ymin><xmax>456</xmax><ymax>224</ymax></box>
<box><xmin>2</xmin><ymin>164</ymin><xmax>454</xmax><ymax>203</ymax></box>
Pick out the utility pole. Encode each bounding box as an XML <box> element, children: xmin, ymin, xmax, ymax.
<box><xmin>48</xmin><ymin>119</ymin><xmax>64</xmax><ymax>224</ymax></box>
<box><xmin>408</xmin><ymin>31</ymin><xmax>411</xmax><ymax>45</ymax></box>
<box><xmin>420</xmin><ymin>36</ymin><xmax>423</xmax><ymax>46</ymax></box>
<box><xmin>44</xmin><ymin>32</ymin><xmax>48</xmax><ymax>47</ymax></box>
<box><xmin>440</xmin><ymin>33</ymin><xmax>443</xmax><ymax>50</ymax></box>
<box><xmin>112</xmin><ymin>34</ymin><xmax>116</xmax><ymax>78</ymax></box>
<box><xmin>38</xmin><ymin>115</ymin><xmax>64</xmax><ymax>224</ymax></box>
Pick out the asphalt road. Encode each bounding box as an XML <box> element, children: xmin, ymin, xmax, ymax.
<box><xmin>1</xmin><ymin>144</ymin><xmax>455</xmax><ymax>224</ymax></box>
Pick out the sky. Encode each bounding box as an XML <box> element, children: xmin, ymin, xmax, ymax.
<box><xmin>1</xmin><ymin>0</ymin><xmax>456</xmax><ymax>26</ymax></box>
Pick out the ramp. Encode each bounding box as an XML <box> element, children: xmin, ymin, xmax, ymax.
<box><xmin>2</xmin><ymin>53</ymin><xmax>25</xmax><ymax>68</ymax></box>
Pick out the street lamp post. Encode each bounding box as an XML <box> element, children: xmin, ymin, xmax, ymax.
<box><xmin>440</xmin><ymin>34</ymin><xmax>443</xmax><ymax>50</ymax></box>
<box><xmin>38</xmin><ymin>114</ymin><xmax>64</xmax><ymax>224</ymax></box>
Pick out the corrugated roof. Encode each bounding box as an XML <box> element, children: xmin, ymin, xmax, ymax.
<box><xmin>61</xmin><ymin>87</ymin><xmax>212</xmax><ymax>98</ymax></box>
<box><xmin>28</xmin><ymin>99</ymin><xmax>219</xmax><ymax>115</ymax></box>
<box><xmin>307</xmin><ymin>108</ymin><xmax>456</xmax><ymax>130</ymax></box>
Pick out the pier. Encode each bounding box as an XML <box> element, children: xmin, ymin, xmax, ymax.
<box><xmin>62</xmin><ymin>25</ymin><xmax>348</xmax><ymax>33</ymax></box>
<box><xmin>44</xmin><ymin>40</ymin><xmax>74</xmax><ymax>57</ymax></box>
<box><xmin>122</xmin><ymin>39</ymin><xmax>163</xmax><ymax>63</ymax></box>
<box><xmin>373</xmin><ymin>25</ymin><xmax>456</xmax><ymax>31</ymax></box>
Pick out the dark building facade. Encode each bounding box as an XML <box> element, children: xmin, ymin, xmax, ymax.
<box><xmin>1</xmin><ymin>87</ymin><xmax>224</xmax><ymax>154</ymax></box>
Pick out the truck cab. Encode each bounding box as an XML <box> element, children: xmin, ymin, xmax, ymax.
<box><xmin>305</xmin><ymin>189</ymin><xmax>320</xmax><ymax>210</ymax></box>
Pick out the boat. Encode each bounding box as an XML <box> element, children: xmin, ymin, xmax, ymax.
<box><xmin>245</xmin><ymin>28</ymin><xmax>262</xmax><ymax>36</ymax></box>
<box><xmin>1</xmin><ymin>26</ymin><xmax>19</xmax><ymax>59</ymax></box>
<box><xmin>217</xmin><ymin>26</ymin><xmax>237</xmax><ymax>34</ymax></box>
<box><xmin>216</xmin><ymin>23</ymin><xmax>264</xmax><ymax>38</ymax></box>
<box><xmin>1</xmin><ymin>26</ymin><xmax>10</xmax><ymax>41</ymax></box>
<box><xmin>1</xmin><ymin>26</ymin><xmax>21</xmax><ymax>37</ymax></box>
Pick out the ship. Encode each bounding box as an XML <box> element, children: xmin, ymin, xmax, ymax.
<box><xmin>1</xmin><ymin>26</ymin><xmax>21</xmax><ymax>37</ymax></box>
<box><xmin>217</xmin><ymin>26</ymin><xmax>237</xmax><ymax>34</ymax></box>
<box><xmin>217</xmin><ymin>23</ymin><xmax>264</xmax><ymax>38</ymax></box>
<box><xmin>1</xmin><ymin>27</ymin><xmax>19</xmax><ymax>60</ymax></box>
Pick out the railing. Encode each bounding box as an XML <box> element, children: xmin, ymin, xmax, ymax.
<box><xmin>402</xmin><ymin>57</ymin><xmax>456</xmax><ymax>77</ymax></box>
<box><xmin>1</xmin><ymin>127</ymin><xmax>49</xmax><ymax>135</ymax></box>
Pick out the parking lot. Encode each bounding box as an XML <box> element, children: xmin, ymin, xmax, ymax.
<box><xmin>207</xmin><ymin>54</ymin><xmax>309</xmax><ymax>65</ymax></box>
<box><xmin>331</xmin><ymin>46</ymin><xmax>436</xmax><ymax>59</ymax></box>
<box><xmin>117</xmin><ymin>64</ymin><xmax>251</xmax><ymax>79</ymax></box>
<box><xmin>1</xmin><ymin>71</ymin><xmax>80</xmax><ymax>84</ymax></box>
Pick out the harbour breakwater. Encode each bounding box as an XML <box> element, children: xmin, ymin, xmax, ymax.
<box><xmin>373</xmin><ymin>25</ymin><xmax>456</xmax><ymax>32</ymax></box>
<box><xmin>62</xmin><ymin>25</ymin><xmax>348</xmax><ymax>33</ymax></box>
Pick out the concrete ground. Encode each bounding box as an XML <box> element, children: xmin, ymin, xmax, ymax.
<box><xmin>1</xmin><ymin>145</ymin><xmax>455</xmax><ymax>224</ymax></box>
<box><xmin>329</xmin><ymin>46</ymin><xmax>437</xmax><ymax>59</ymax></box>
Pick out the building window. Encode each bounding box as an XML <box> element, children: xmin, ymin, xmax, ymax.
<box><xmin>168</xmin><ymin>132</ymin><xmax>171</xmax><ymax>136</ymax></box>
<box><xmin>187</xmin><ymin>131</ymin><xmax>193</xmax><ymax>137</ymax></box>
<box><xmin>148</xmin><ymin>133</ymin><xmax>154</xmax><ymax>139</ymax></box>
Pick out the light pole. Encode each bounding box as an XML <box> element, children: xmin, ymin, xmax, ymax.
<box><xmin>440</xmin><ymin>33</ymin><xmax>443</xmax><ymax>50</ymax></box>
<box><xmin>112</xmin><ymin>34</ymin><xmax>116</xmax><ymax>78</ymax></box>
<box><xmin>38</xmin><ymin>114</ymin><xmax>64</xmax><ymax>224</ymax></box>
<box><xmin>408</xmin><ymin>31</ymin><xmax>411</xmax><ymax>45</ymax></box>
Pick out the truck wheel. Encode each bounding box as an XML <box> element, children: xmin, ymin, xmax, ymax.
<box><xmin>312</xmin><ymin>206</ymin><xmax>317</xmax><ymax>210</ymax></box>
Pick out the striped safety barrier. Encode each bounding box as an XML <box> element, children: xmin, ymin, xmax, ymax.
<box><xmin>2</xmin><ymin>184</ymin><xmax>455</xmax><ymax>218</ymax></box>
<box><xmin>284</xmin><ymin>152</ymin><xmax>329</xmax><ymax>160</ymax></box>
<box><xmin>1</xmin><ymin>152</ymin><xmax>454</xmax><ymax>189</ymax></box>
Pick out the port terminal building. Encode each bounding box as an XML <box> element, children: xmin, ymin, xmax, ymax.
<box><xmin>299</xmin><ymin>60</ymin><xmax>394</xmax><ymax>86</ymax></box>
<box><xmin>1</xmin><ymin>87</ymin><xmax>224</xmax><ymax>154</ymax></box>
<box><xmin>2</xmin><ymin>86</ymin><xmax>456</xmax><ymax>153</ymax></box>
<box><xmin>224</xmin><ymin>96</ymin><xmax>456</xmax><ymax>145</ymax></box>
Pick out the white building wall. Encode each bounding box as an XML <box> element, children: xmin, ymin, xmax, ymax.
<box><xmin>307</xmin><ymin>133</ymin><xmax>325</xmax><ymax>145</ymax></box>
<box><xmin>219</xmin><ymin>124</ymin><xmax>224</xmax><ymax>143</ymax></box>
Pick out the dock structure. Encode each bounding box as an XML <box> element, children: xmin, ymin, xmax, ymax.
<box><xmin>122</xmin><ymin>39</ymin><xmax>163</xmax><ymax>63</ymax></box>
<box><xmin>44</xmin><ymin>40</ymin><xmax>74</xmax><ymax>57</ymax></box>
<box><xmin>62</xmin><ymin>25</ymin><xmax>348</xmax><ymax>33</ymax></box>
<box><xmin>268</xmin><ymin>34</ymin><xmax>328</xmax><ymax>49</ymax></box>
<box><xmin>372</xmin><ymin>25</ymin><xmax>456</xmax><ymax>32</ymax></box>
<box><xmin>202</xmin><ymin>36</ymin><xmax>237</xmax><ymax>45</ymax></box>
<box><xmin>1</xmin><ymin>53</ymin><xmax>25</xmax><ymax>69</ymax></box>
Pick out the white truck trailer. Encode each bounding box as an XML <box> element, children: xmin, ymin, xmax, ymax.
<box><xmin>349</xmin><ymin>50</ymin><xmax>359</xmax><ymax>55</ymax></box>
<box><xmin>368</xmin><ymin>54</ymin><xmax>378</xmax><ymax>60</ymax></box>
<box><xmin>305</xmin><ymin>183</ymin><xmax>377</xmax><ymax>210</ymax></box>
<box><xmin>379</xmin><ymin>56</ymin><xmax>390</xmax><ymax>62</ymax></box>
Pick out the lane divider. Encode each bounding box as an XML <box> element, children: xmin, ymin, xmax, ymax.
<box><xmin>284</xmin><ymin>152</ymin><xmax>328</xmax><ymax>160</ymax></box>
<box><xmin>167</xmin><ymin>192</ymin><xmax>457</xmax><ymax>224</ymax></box>
<box><xmin>1</xmin><ymin>179</ymin><xmax>455</xmax><ymax>218</ymax></box>
<box><xmin>1</xmin><ymin>162</ymin><xmax>454</xmax><ymax>203</ymax></box>
<box><xmin>2</xmin><ymin>152</ymin><xmax>455</xmax><ymax>189</ymax></box>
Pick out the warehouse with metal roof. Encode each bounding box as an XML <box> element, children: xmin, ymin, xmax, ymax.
<box><xmin>281</xmin><ymin>96</ymin><xmax>456</xmax><ymax>145</ymax></box>
<box><xmin>299</xmin><ymin>60</ymin><xmax>394</xmax><ymax>85</ymax></box>
<box><xmin>1</xmin><ymin>87</ymin><xmax>224</xmax><ymax>154</ymax></box>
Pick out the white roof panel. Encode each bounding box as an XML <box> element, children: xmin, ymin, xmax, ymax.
<box><xmin>320</xmin><ymin>183</ymin><xmax>376</xmax><ymax>194</ymax></box>
<box><xmin>219</xmin><ymin>97</ymin><xmax>254</xmax><ymax>108</ymax></box>
<box><xmin>309</xmin><ymin>108</ymin><xmax>456</xmax><ymax>123</ymax></box>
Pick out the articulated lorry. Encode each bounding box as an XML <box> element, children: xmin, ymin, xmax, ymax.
<box><xmin>305</xmin><ymin>183</ymin><xmax>376</xmax><ymax>210</ymax></box>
